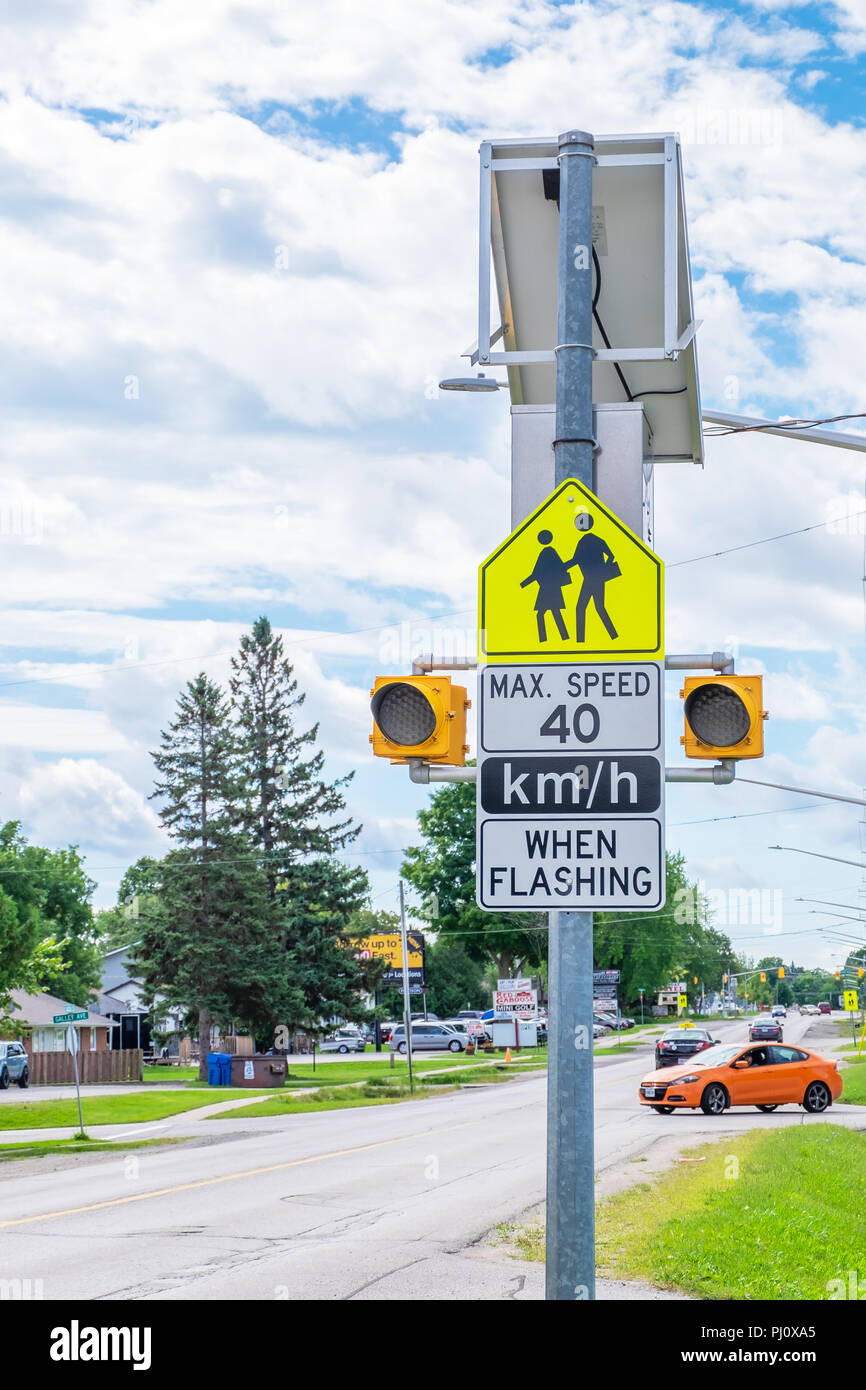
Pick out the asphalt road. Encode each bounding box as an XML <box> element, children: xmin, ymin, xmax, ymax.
<box><xmin>1</xmin><ymin>1013</ymin><xmax>860</xmax><ymax>1300</ymax></box>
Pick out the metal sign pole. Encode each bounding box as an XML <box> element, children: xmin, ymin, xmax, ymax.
<box><xmin>546</xmin><ymin>128</ymin><xmax>596</xmax><ymax>1303</ymax></box>
<box><xmin>67</xmin><ymin>1024</ymin><xmax>84</xmax><ymax>1136</ymax></box>
<box><xmin>398</xmin><ymin>880</ymin><xmax>414</xmax><ymax>1094</ymax></box>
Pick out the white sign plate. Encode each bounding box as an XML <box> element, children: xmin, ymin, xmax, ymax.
<box><xmin>479</xmin><ymin>662</ymin><xmax>662</xmax><ymax>754</ymax></box>
<box><xmin>494</xmin><ymin>988</ymin><xmax>538</xmax><ymax>1017</ymax></box>
<box><xmin>478</xmin><ymin>817</ymin><xmax>664</xmax><ymax>910</ymax></box>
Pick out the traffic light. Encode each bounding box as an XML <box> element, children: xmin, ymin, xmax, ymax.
<box><xmin>723</xmin><ymin>973</ymin><xmax>728</xmax><ymax>984</ymax></box>
<box><xmin>859</xmin><ymin>968</ymin><xmax>864</xmax><ymax>979</ymax></box>
<box><xmin>760</xmin><ymin>972</ymin><xmax>766</xmax><ymax>983</ymax></box>
<box><xmin>370</xmin><ymin>676</ymin><xmax>470</xmax><ymax>765</ymax></box>
<box><xmin>778</xmin><ymin>967</ymin><xmax>785</xmax><ymax>980</ymax></box>
<box><xmin>680</xmin><ymin>675</ymin><xmax>767</xmax><ymax>759</ymax></box>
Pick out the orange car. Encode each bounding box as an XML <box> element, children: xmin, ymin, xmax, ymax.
<box><xmin>638</xmin><ymin>1041</ymin><xmax>842</xmax><ymax>1116</ymax></box>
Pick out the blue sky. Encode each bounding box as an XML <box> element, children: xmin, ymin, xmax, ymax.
<box><xmin>0</xmin><ymin>0</ymin><xmax>865</xmax><ymax>970</ymax></box>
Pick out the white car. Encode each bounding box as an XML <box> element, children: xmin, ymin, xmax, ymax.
<box><xmin>319</xmin><ymin>1030</ymin><xmax>366</xmax><ymax>1054</ymax></box>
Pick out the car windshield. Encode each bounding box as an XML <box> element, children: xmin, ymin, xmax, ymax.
<box><xmin>672</xmin><ymin>1044</ymin><xmax>742</xmax><ymax>1068</ymax></box>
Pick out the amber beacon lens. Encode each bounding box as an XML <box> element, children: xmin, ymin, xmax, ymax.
<box><xmin>684</xmin><ymin>684</ymin><xmax>750</xmax><ymax>746</ymax></box>
<box><xmin>371</xmin><ymin>683</ymin><xmax>437</xmax><ymax>745</ymax></box>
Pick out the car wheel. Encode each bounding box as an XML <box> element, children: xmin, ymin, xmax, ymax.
<box><xmin>17</xmin><ymin>1067</ymin><xmax>29</xmax><ymax>1089</ymax></box>
<box><xmin>700</xmin><ymin>1082</ymin><xmax>728</xmax><ymax>1116</ymax></box>
<box><xmin>803</xmin><ymin>1081</ymin><xmax>831</xmax><ymax>1113</ymax></box>
<box><xmin>0</xmin><ymin>1068</ymin><xmax>8</xmax><ymax>1090</ymax></box>
<box><xmin>339</xmin><ymin>1045</ymin><xmax>349</xmax><ymax>1054</ymax></box>
<box><xmin>448</xmin><ymin>1039</ymin><xmax>462</xmax><ymax>1052</ymax></box>
<box><xmin>397</xmin><ymin>1042</ymin><xmax>407</xmax><ymax>1054</ymax></box>
<box><xmin>756</xmin><ymin>1104</ymin><xmax>778</xmax><ymax>1112</ymax></box>
<box><xmin>651</xmin><ymin>1105</ymin><xmax>674</xmax><ymax>1114</ymax></box>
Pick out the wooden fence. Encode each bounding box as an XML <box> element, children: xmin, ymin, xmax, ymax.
<box><xmin>25</xmin><ymin>1049</ymin><xmax>143</xmax><ymax>1086</ymax></box>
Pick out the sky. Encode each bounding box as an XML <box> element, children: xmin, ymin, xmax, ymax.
<box><xmin>1</xmin><ymin>0</ymin><xmax>866</xmax><ymax>974</ymax></box>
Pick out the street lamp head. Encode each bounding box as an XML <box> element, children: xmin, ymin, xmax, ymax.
<box><xmin>438</xmin><ymin>373</ymin><xmax>504</xmax><ymax>392</ymax></box>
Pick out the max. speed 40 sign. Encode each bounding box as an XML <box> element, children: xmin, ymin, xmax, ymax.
<box><xmin>476</xmin><ymin>662</ymin><xmax>664</xmax><ymax>910</ymax></box>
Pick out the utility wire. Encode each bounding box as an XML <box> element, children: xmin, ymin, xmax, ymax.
<box><xmin>668</xmin><ymin>508</ymin><xmax>866</xmax><ymax>568</ymax></box>
<box><xmin>703</xmin><ymin>412</ymin><xmax>866</xmax><ymax>437</ymax></box>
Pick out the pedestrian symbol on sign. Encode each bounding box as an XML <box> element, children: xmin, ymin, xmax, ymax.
<box><xmin>520</xmin><ymin>514</ymin><xmax>621</xmax><ymax>645</ymax></box>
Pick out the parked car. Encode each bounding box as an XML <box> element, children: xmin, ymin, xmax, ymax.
<box><xmin>749</xmin><ymin>1016</ymin><xmax>783</xmax><ymax>1043</ymax></box>
<box><xmin>592</xmin><ymin>1014</ymin><xmax>613</xmax><ymax>1034</ymax></box>
<box><xmin>593</xmin><ymin>1022</ymin><xmax>608</xmax><ymax>1039</ymax></box>
<box><xmin>410</xmin><ymin>1012</ymin><xmax>439</xmax><ymax>1022</ymax></box>
<box><xmin>595</xmin><ymin>1011</ymin><xmax>631</xmax><ymax>1030</ymax></box>
<box><xmin>319</xmin><ymin>1030</ymin><xmax>366</xmax><ymax>1054</ymax></box>
<box><xmin>456</xmin><ymin>1010</ymin><xmax>486</xmax><ymax>1020</ymax></box>
<box><xmin>0</xmin><ymin>1041</ymin><xmax>29</xmax><ymax>1088</ymax></box>
<box><xmin>639</xmin><ymin>1042</ymin><xmax>842</xmax><ymax>1115</ymax></box>
<box><xmin>654</xmin><ymin>1027</ymin><xmax>718</xmax><ymax>1068</ymax></box>
<box><xmin>389</xmin><ymin>1023</ymin><xmax>465</xmax><ymax>1053</ymax></box>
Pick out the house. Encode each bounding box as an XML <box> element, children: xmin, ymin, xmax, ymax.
<box><xmin>99</xmin><ymin>944</ymin><xmax>184</xmax><ymax>1053</ymax></box>
<box><xmin>8</xmin><ymin>991</ymin><xmax>112</xmax><ymax>1053</ymax></box>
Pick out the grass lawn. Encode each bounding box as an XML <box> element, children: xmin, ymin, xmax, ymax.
<box><xmin>837</xmin><ymin>1053</ymin><xmax>866</xmax><ymax>1104</ymax></box>
<box><xmin>144</xmin><ymin>1052</ymin><xmax>545</xmax><ymax>1090</ymax></box>
<box><xmin>143</xmin><ymin>1065</ymin><xmax>199</xmax><ymax>1084</ymax></box>
<box><xmin>210</xmin><ymin>1081</ymin><xmax>441</xmax><ymax>1117</ymax></box>
<box><xmin>500</xmin><ymin>1126</ymin><xmax>866</xmax><ymax>1299</ymax></box>
<box><xmin>0</xmin><ymin>1088</ymin><xmax>273</xmax><ymax>1131</ymax></box>
<box><xmin>209</xmin><ymin>1060</ymin><xmax>546</xmax><ymax>1119</ymax></box>
<box><xmin>0</xmin><ymin>1136</ymin><xmax>189</xmax><ymax>1163</ymax></box>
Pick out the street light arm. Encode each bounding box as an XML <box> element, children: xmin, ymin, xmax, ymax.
<box><xmin>771</xmin><ymin>845</ymin><xmax>866</xmax><ymax>870</ymax></box>
<box><xmin>742</xmin><ymin>777</ymin><xmax>866</xmax><ymax>807</ymax></box>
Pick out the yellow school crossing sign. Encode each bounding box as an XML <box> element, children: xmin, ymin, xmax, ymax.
<box><xmin>478</xmin><ymin>479</ymin><xmax>664</xmax><ymax>663</ymax></box>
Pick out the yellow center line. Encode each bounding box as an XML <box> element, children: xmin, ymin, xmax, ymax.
<box><xmin>0</xmin><ymin>1119</ymin><xmax>477</xmax><ymax>1230</ymax></box>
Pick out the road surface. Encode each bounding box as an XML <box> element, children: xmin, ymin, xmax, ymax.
<box><xmin>0</xmin><ymin>1013</ymin><xmax>859</xmax><ymax>1300</ymax></box>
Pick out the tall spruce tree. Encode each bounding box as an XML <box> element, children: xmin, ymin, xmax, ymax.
<box><xmin>135</xmin><ymin>674</ymin><xmax>284</xmax><ymax>1078</ymax></box>
<box><xmin>230</xmin><ymin>617</ymin><xmax>358</xmax><ymax>893</ymax></box>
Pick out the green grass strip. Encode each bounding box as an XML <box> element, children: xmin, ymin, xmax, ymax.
<box><xmin>0</xmin><ymin>1088</ymin><xmax>273</xmax><ymax>1130</ymax></box>
<box><xmin>0</xmin><ymin>1136</ymin><xmax>189</xmax><ymax>1163</ymax></box>
<box><xmin>502</xmin><ymin>1126</ymin><xmax>866</xmax><ymax>1300</ymax></box>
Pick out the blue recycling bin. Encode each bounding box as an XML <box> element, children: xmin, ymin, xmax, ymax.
<box><xmin>207</xmin><ymin>1052</ymin><xmax>231</xmax><ymax>1086</ymax></box>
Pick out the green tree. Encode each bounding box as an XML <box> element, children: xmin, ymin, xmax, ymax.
<box><xmin>401</xmin><ymin>778</ymin><xmax>547</xmax><ymax>978</ymax></box>
<box><xmin>275</xmin><ymin>859</ymin><xmax>382</xmax><ymax>1035</ymax></box>
<box><xmin>411</xmin><ymin>937</ymin><xmax>488</xmax><ymax>1018</ymax></box>
<box><xmin>0</xmin><ymin>824</ymin><xmax>99</xmax><ymax>1008</ymax></box>
<box><xmin>134</xmin><ymin>674</ymin><xmax>285</xmax><ymax>1077</ymax></box>
<box><xmin>230</xmin><ymin>616</ymin><xmax>358</xmax><ymax>894</ymax></box>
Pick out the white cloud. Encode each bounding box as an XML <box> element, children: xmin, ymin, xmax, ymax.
<box><xmin>17</xmin><ymin>758</ymin><xmax>164</xmax><ymax>852</ymax></box>
<box><xmin>0</xmin><ymin>0</ymin><xmax>862</xmax><ymax>960</ymax></box>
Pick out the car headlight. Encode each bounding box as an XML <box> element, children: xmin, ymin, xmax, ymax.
<box><xmin>673</xmin><ymin>1074</ymin><xmax>700</xmax><ymax>1085</ymax></box>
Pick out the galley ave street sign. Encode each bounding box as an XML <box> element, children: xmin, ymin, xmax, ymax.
<box><xmin>53</xmin><ymin>1011</ymin><xmax>89</xmax><ymax>1024</ymax></box>
<box><xmin>478</xmin><ymin>478</ymin><xmax>663</xmax><ymax>664</ymax></box>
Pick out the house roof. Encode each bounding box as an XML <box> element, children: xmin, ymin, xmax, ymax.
<box><xmin>9</xmin><ymin>990</ymin><xmax>113</xmax><ymax>1029</ymax></box>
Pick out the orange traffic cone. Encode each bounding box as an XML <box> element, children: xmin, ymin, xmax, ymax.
<box><xmin>505</xmin><ymin>1047</ymin><xmax>512</xmax><ymax>1063</ymax></box>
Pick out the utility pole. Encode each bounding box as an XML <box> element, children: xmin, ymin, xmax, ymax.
<box><xmin>546</xmin><ymin>128</ymin><xmax>596</xmax><ymax>1303</ymax></box>
<box><xmin>398</xmin><ymin>879</ymin><xmax>415</xmax><ymax>1095</ymax></box>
